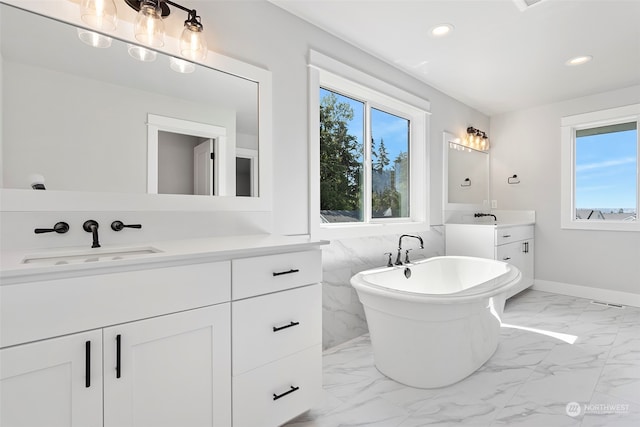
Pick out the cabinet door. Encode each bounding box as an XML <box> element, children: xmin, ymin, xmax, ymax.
<box><xmin>103</xmin><ymin>304</ymin><xmax>231</xmax><ymax>427</ymax></box>
<box><xmin>0</xmin><ymin>330</ymin><xmax>103</xmax><ymax>427</ymax></box>
<box><xmin>497</xmin><ymin>239</ymin><xmax>534</xmax><ymax>298</ymax></box>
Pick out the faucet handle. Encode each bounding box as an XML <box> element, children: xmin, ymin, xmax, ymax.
<box><xmin>111</xmin><ymin>221</ymin><xmax>142</xmax><ymax>231</ymax></box>
<box><xmin>34</xmin><ymin>221</ymin><xmax>69</xmax><ymax>234</ymax></box>
<box><xmin>384</xmin><ymin>252</ymin><xmax>393</xmax><ymax>267</ymax></box>
<box><xmin>404</xmin><ymin>249</ymin><xmax>413</xmax><ymax>264</ymax></box>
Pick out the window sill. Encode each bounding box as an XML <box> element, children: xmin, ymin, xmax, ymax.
<box><xmin>561</xmin><ymin>220</ymin><xmax>639</xmax><ymax>232</ymax></box>
<box><xmin>316</xmin><ymin>221</ymin><xmax>429</xmax><ymax>240</ymax></box>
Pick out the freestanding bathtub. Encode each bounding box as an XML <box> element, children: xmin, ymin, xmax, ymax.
<box><xmin>351</xmin><ymin>256</ymin><xmax>521</xmax><ymax>388</ymax></box>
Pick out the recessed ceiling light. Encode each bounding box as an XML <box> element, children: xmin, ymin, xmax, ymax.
<box><xmin>430</xmin><ymin>24</ymin><xmax>454</xmax><ymax>37</ymax></box>
<box><xmin>566</xmin><ymin>55</ymin><xmax>593</xmax><ymax>66</ymax></box>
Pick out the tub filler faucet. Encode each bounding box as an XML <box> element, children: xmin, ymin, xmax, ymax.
<box><xmin>83</xmin><ymin>220</ymin><xmax>101</xmax><ymax>248</ymax></box>
<box><xmin>395</xmin><ymin>234</ymin><xmax>424</xmax><ymax>265</ymax></box>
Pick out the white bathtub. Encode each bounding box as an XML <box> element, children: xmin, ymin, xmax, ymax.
<box><xmin>350</xmin><ymin>256</ymin><xmax>521</xmax><ymax>388</ymax></box>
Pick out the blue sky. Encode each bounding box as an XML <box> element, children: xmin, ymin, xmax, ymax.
<box><xmin>575</xmin><ymin>129</ymin><xmax>637</xmax><ymax>210</ymax></box>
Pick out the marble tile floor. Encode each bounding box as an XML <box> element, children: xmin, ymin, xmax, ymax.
<box><xmin>285</xmin><ymin>289</ymin><xmax>640</xmax><ymax>427</ymax></box>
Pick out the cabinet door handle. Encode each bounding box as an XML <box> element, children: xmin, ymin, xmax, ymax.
<box><xmin>502</xmin><ymin>234</ymin><xmax>512</xmax><ymax>238</ymax></box>
<box><xmin>273</xmin><ymin>385</ymin><xmax>300</xmax><ymax>401</ymax></box>
<box><xmin>85</xmin><ymin>341</ymin><xmax>91</xmax><ymax>388</ymax></box>
<box><xmin>273</xmin><ymin>321</ymin><xmax>300</xmax><ymax>332</ymax></box>
<box><xmin>272</xmin><ymin>268</ymin><xmax>300</xmax><ymax>277</ymax></box>
<box><xmin>503</xmin><ymin>257</ymin><xmax>511</xmax><ymax>261</ymax></box>
<box><xmin>116</xmin><ymin>334</ymin><xmax>121</xmax><ymax>379</ymax></box>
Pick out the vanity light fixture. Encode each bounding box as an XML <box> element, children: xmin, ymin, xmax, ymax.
<box><xmin>125</xmin><ymin>0</ymin><xmax>208</xmax><ymax>61</ymax></box>
<box><xmin>127</xmin><ymin>43</ymin><xmax>158</xmax><ymax>62</ymax></box>
<box><xmin>169</xmin><ymin>56</ymin><xmax>195</xmax><ymax>73</ymax></box>
<box><xmin>463</xmin><ymin>127</ymin><xmax>490</xmax><ymax>151</ymax></box>
<box><xmin>77</xmin><ymin>28</ymin><xmax>113</xmax><ymax>48</ymax></box>
<box><xmin>78</xmin><ymin>0</ymin><xmax>117</xmax><ymax>47</ymax></box>
<box><xmin>80</xmin><ymin>0</ymin><xmax>117</xmax><ymax>32</ymax></box>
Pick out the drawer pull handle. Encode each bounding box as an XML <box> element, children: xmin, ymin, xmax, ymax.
<box><xmin>273</xmin><ymin>268</ymin><xmax>300</xmax><ymax>277</ymax></box>
<box><xmin>116</xmin><ymin>334</ymin><xmax>122</xmax><ymax>379</ymax></box>
<box><xmin>503</xmin><ymin>257</ymin><xmax>511</xmax><ymax>261</ymax></box>
<box><xmin>85</xmin><ymin>341</ymin><xmax>91</xmax><ymax>388</ymax></box>
<box><xmin>502</xmin><ymin>234</ymin><xmax>512</xmax><ymax>238</ymax></box>
<box><xmin>273</xmin><ymin>385</ymin><xmax>300</xmax><ymax>401</ymax></box>
<box><xmin>273</xmin><ymin>321</ymin><xmax>300</xmax><ymax>332</ymax></box>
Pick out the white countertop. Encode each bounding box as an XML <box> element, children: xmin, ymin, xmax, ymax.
<box><xmin>0</xmin><ymin>234</ymin><xmax>329</xmax><ymax>285</ymax></box>
<box><xmin>444</xmin><ymin>221</ymin><xmax>536</xmax><ymax>227</ymax></box>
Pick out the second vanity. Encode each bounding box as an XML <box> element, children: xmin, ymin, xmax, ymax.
<box><xmin>445</xmin><ymin>218</ymin><xmax>535</xmax><ymax>299</ymax></box>
<box><xmin>0</xmin><ymin>235</ymin><xmax>327</xmax><ymax>427</ymax></box>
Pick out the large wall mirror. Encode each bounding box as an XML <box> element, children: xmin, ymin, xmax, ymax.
<box><xmin>0</xmin><ymin>1</ymin><xmax>272</xmax><ymax>211</ymax></box>
<box><xmin>443</xmin><ymin>131</ymin><xmax>490</xmax><ymax>210</ymax></box>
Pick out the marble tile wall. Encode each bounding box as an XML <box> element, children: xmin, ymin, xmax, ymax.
<box><xmin>320</xmin><ymin>226</ymin><xmax>444</xmax><ymax>349</ymax></box>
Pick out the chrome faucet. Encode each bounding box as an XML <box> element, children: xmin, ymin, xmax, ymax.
<box><xmin>83</xmin><ymin>220</ymin><xmax>101</xmax><ymax>248</ymax></box>
<box><xmin>395</xmin><ymin>234</ymin><xmax>424</xmax><ymax>265</ymax></box>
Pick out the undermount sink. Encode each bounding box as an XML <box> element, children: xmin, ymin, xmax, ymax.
<box><xmin>21</xmin><ymin>247</ymin><xmax>162</xmax><ymax>266</ymax></box>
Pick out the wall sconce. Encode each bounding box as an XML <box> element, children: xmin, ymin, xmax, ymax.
<box><xmin>78</xmin><ymin>0</ymin><xmax>207</xmax><ymax>62</ymax></box>
<box><xmin>463</xmin><ymin>127</ymin><xmax>490</xmax><ymax>151</ymax></box>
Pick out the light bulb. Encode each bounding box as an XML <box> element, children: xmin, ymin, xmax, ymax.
<box><xmin>77</xmin><ymin>28</ymin><xmax>112</xmax><ymax>48</ymax></box>
<box><xmin>170</xmin><ymin>57</ymin><xmax>195</xmax><ymax>73</ymax></box>
<box><xmin>134</xmin><ymin>1</ymin><xmax>164</xmax><ymax>47</ymax></box>
<box><xmin>80</xmin><ymin>0</ymin><xmax>117</xmax><ymax>31</ymax></box>
<box><xmin>180</xmin><ymin>21</ymin><xmax>207</xmax><ymax>61</ymax></box>
<box><xmin>128</xmin><ymin>44</ymin><xmax>157</xmax><ymax>62</ymax></box>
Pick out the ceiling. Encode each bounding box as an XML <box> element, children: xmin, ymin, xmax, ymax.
<box><xmin>268</xmin><ymin>0</ymin><xmax>640</xmax><ymax>116</ymax></box>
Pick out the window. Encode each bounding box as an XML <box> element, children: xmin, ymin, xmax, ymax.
<box><xmin>561</xmin><ymin>104</ymin><xmax>640</xmax><ymax>231</ymax></box>
<box><xmin>309</xmin><ymin>51</ymin><xmax>430</xmax><ymax>238</ymax></box>
<box><xmin>319</xmin><ymin>89</ymin><xmax>411</xmax><ymax>223</ymax></box>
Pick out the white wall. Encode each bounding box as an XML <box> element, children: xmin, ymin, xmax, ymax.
<box><xmin>490</xmin><ymin>85</ymin><xmax>640</xmax><ymax>297</ymax></box>
<box><xmin>2</xmin><ymin>61</ymin><xmax>235</xmax><ymax>192</ymax></box>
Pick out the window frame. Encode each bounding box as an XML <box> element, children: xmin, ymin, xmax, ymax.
<box><xmin>309</xmin><ymin>50</ymin><xmax>430</xmax><ymax>239</ymax></box>
<box><xmin>560</xmin><ymin>104</ymin><xmax>640</xmax><ymax>232</ymax></box>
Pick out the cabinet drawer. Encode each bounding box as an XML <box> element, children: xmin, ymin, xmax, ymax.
<box><xmin>232</xmin><ymin>250</ymin><xmax>322</xmax><ymax>300</ymax></box>
<box><xmin>1</xmin><ymin>261</ymin><xmax>231</xmax><ymax>348</ymax></box>
<box><xmin>232</xmin><ymin>284</ymin><xmax>321</xmax><ymax>375</ymax></box>
<box><xmin>233</xmin><ymin>345</ymin><xmax>322</xmax><ymax>427</ymax></box>
<box><xmin>495</xmin><ymin>225</ymin><xmax>534</xmax><ymax>245</ymax></box>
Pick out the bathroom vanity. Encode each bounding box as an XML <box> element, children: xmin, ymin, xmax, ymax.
<box><xmin>445</xmin><ymin>222</ymin><xmax>534</xmax><ymax>298</ymax></box>
<box><xmin>0</xmin><ymin>235</ymin><xmax>327</xmax><ymax>427</ymax></box>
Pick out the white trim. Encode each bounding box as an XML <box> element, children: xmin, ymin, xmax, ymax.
<box><xmin>146</xmin><ymin>114</ymin><xmax>230</xmax><ymax>196</ymax></box>
<box><xmin>560</xmin><ymin>103</ymin><xmax>640</xmax><ymax>231</ymax></box>
<box><xmin>533</xmin><ymin>279</ymin><xmax>640</xmax><ymax>308</ymax></box>
<box><xmin>308</xmin><ymin>51</ymin><xmax>430</xmax><ymax>239</ymax></box>
<box><xmin>309</xmin><ymin>50</ymin><xmax>431</xmax><ymax>113</ymax></box>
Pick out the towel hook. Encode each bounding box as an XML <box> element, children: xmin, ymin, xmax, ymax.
<box><xmin>507</xmin><ymin>174</ymin><xmax>520</xmax><ymax>184</ymax></box>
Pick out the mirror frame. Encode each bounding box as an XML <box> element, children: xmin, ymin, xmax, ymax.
<box><xmin>442</xmin><ymin>131</ymin><xmax>490</xmax><ymax>211</ymax></box>
<box><xmin>0</xmin><ymin>0</ymin><xmax>272</xmax><ymax>212</ymax></box>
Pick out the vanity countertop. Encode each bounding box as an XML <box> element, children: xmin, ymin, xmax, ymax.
<box><xmin>0</xmin><ymin>234</ymin><xmax>329</xmax><ymax>285</ymax></box>
<box><xmin>444</xmin><ymin>221</ymin><xmax>536</xmax><ymax>227</ymax></box>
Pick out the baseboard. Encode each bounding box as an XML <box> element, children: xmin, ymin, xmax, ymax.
<box><xmin>533</xmin><ymin>279</ymin><xmax>640</xmax><ymax>308</ymax></box>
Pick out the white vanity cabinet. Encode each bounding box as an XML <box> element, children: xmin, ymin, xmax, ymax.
<box><xmin>0</xmin><ymin>330</ymin><xmax>104</xmax><ymax>427</ymax></box>
<box><xmin>231</xmin><ymin>250</ymin><xmax>323</xmax><ymax>427</ymax></box>
<box><xmin>445</xmin><ymin>223</ymin><xmax>534</xmax><ymax>298</ymax></box>
<box><xmin>0</xmin><ymin>237</ymin><xmax>326</xmax><ymax>427</ymax></box>
<box><xmin>0</xmin><ymin>305</ymin><xmax>231</xmax><ymax>427</ymax></box>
